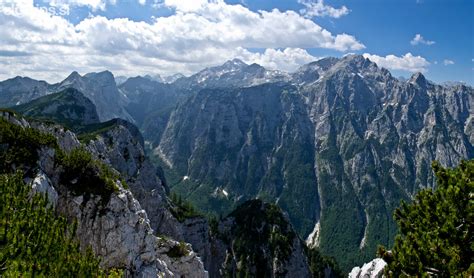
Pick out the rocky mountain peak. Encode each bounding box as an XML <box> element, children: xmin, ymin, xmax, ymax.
<box><xmin>409</xmin><ymin>72</ymin><xmax>427</xmax><ymax>87</ymax></box>
<box><xmin>65</xmin><ymin>71</ymin><xmax>81</xmax><ymax>80</ymax></box>
<box><xmin>84</xmin><ymin>70</ymin><xmax>116</xmax><ymax>84</ymax></box>
<box><xmin>223</xmin><ymin>58</ymin><xmax>247</xmax><ymax>69</ymax></box>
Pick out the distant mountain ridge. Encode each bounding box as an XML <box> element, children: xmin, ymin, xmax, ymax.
<box><xmin>13</xmin><ymin>88</ymin><xmax>100</xmax><ymax>128</ymax></box>
<box><xmin>0</xmin><ymin>71</ymin><xmax>132</xmax><ymax>122</ymax></box>
<box><xmin>1</xmin><ymin>55</ymin><xmax>472</xmax><ymax>271</ymax></box>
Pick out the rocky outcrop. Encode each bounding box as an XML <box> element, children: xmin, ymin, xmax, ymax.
<box><xmin>349</xmin><ymin>258</ymin><xmax>387</xmax><ymax>278</ymax></box>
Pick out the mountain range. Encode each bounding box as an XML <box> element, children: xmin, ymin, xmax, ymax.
<box><xmin>1</xmin><ymin>54</ymin><xmax>472</xmax><ymax>272</ymax></box>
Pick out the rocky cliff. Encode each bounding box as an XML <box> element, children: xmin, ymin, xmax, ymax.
<box><xmin>155</xmin><ymin>55</ymin><xmax>473</xmax><ymax>269</ymax></box>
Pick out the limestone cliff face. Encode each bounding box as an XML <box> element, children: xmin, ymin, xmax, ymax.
<box><xmin>156</xmin><ymin>55</ymin><xmax>473</xmax><ymax>268</ymax></box>
<box><xmin>80</xmin><ymin>118</ymin><xmax>312</xmax><ymax>277</ymax></box>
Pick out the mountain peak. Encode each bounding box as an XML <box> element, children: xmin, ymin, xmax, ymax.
<box><xmin>84</xmin><ymin>70</ymin><xmax>115</xmax><ymax>80</ymax></box>
<box><xmin>65</xmin><ymin>71</ymin><xmax>82</xmax><ymax>81</ymax></box>
<box><xmin>225</xmin><ymin>58</ymin><xmax>247</xmax><ymax>67</ymax></box>
<box><xmin>409</xmin><ymin>72</ymin><xmax>427</xmax><ymax>87</ymax></box>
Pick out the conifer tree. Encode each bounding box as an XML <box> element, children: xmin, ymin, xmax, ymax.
<box><xmin>384</xmin><ymin>160</ymin><xmax>473</xmax><ymax>276</ymax></box>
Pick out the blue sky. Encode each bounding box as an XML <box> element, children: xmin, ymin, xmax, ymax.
<box><xmin>0</xmin><ymin>0</ymin><xmax>472</xmax><ymax>84</ymax></box>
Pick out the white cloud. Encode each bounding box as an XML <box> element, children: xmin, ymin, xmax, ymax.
<box><xmin>43</xmin><ymin>0</ymin><xmax>110</xmax><ymax>11</ymax></box>
<box><xmin>298</xmin><ymin>0</ymin><xmax>349</xmax><ymax>18</ymax></box>
<box><xmin>410</xmin><ymin>34</ymin><xmax>435</xmax><ymax>46</ymax></box>
<box><xmin>363</xmin><ymin>53</ymin><xmax>430</xmax><ymax>73</ymax></box>
<box><xmin>443</xmin><ymin>59</ymin><xmax>454</xmax><ymax>65</ymax></box>
<box><xmin>237</xmin><ymin>48</ymin><xmax>319</xmax><ymax>72</ymax></box>
<box><xmin>0</xmin><ymin>0</ymin><xmax>364</xmax><ymax>82</ymax></box>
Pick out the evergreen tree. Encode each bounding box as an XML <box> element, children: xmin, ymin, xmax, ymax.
<box><xmin>384</xmin><ymin>160</ymin><xmax>473</xmax><ymax>276</ymax></box>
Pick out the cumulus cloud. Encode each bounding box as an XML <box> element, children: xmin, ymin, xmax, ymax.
<box><xmin>298</xmin><ymin>0</ymin><xmax>349</xmax><ymax>18</ymax></box>
<box><xmin>410</xmin><ymin>34</ymin><xmax>435</xmax><ymax>46</ymax></box>
<box><xmin>443</xmin><ymin>59</ymin><xmax>454</xmax><ymax>65</ymax></box>
<box><xmin>237</xmin><ymin>48</ymin><xmax>319</xmax><ymax>72</ymax></box>
<box><xmin>0</xmin><ymin>0</ymin><xmax>364</xmax><ymax>81</ymax></box>
<box><xmin>363</xmin><ymin>53</ymin><xmax>430</xmax><ymax>73</ymax></box>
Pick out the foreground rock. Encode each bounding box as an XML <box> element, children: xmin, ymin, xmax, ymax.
<box><xmin>349</xmin><ymin>258</ymin><xmax>387</xmax><ymax>278</ymax></box>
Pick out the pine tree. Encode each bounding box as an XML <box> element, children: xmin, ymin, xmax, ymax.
<box><xmin>384</xmin><ymin>160</ymin><xmax>473</xmax><ymax>276</ymax></box>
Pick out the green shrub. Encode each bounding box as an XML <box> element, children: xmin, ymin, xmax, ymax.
<box><xmin>166</xmin><ymin>241</ymin><xmax>189</xmax><ymax>258</ymax></box>
<box><xmin>57</xmin><ymin>147</ymin><xmax>119</xmax><ymax>201</ymax></box>
<box><xmin>0</xmin><ymin>118</ymin><xmax>57</xmax><ymax>175</ymax></box>
<box><xmin>0</xmin><ymin>171</ymin><xmax>120</xmax><ymax>277</ymax></box>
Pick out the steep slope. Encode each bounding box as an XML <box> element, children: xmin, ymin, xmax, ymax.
<box><xmin>157</xmin><ymin>82</ymin><xmax>319</xmax><ymax>237</ymax></box>
<box><xmin>12</xmin><ymin>88</ymin><xmax>100</xmax><ymax>128</ymax></box>
<box><xmin>156</xmin><ymin>55</ymin><xmax>474</xmax><ymax>269</ymax></box>
<box><xmin>119</xmin><ymin>76</ymin><xmax>183</xmax><ymax>146</ymax></box>
<box><xmin>1</xmin><ymin>107</ymin><xmax>322</xmax><ymax>277</ymax></box>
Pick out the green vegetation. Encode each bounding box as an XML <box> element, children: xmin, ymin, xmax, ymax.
<box><xmin>0</xmin><ymin>118</ymin><xmax>57</xmax><ymax>175</ymax></box>
<box><xmin>76</xmin><ymin>120</ymin><xmax>121</xmax><ymax>143</ymax></box>
<box><xmin>166</xmin><ymin>241</ymin><xmax>189</xmax><ymax>258</ymax></box>
<box><xmin>381</xmin><ymin>160</ymin><xmax>473</xmax><ymax>277</ymax></box>
<box><xmin>169</xmin><ymin>192</ymin><xmax>201</xmax><ymax>222</ymax></box>
<box><xmin>12</xmin><ymin>88</ymin><xmax>99</xmax><ymax>130</ymax></box>
<box><xmin>0</xmin><ymin>172</ymin><xmax>121</xmax><ymax>277</ymax></box>
<box><xmin>306</xmin><ymin>247</ymin><xmax>343</xmax><ymax>278</ymax></box>
<box><xmin>0</xmin><ymin>117</ymin><xmax>120</xmax><ymax>203</ymax></box>
<box><xmin>223</xmin><ymin>200</ymin><xmax>296</xmax><ymax>277</ymax></box>
<box><xmin>57</xmin><ymin>147</ymin><xmax>119</xmax><ymax>202</ymax></box>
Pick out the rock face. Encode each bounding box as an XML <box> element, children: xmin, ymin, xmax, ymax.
<box><xmin>349</xmin><ymin>258</ymin><xmax>387</xmax><ymax>278</ymax></box>
<box><xmin>156</xmin><ymin>55</ymin><xmax>474</xmax><ymax>269</ymax></box>
<box><xmin>64</xmin><ymin>116</ymin><xmax>312</xmax><ymax>277</ymax></box>
<box><xmin>0</xmin><ymin>76</ymin><xmax>51</xmax><ymax>107</ymax></box>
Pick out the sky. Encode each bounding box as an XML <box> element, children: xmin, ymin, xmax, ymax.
<box><xmin>0</xmin><ymin>0</ymin><xmax>472</xmax><ymax>84</ymax></box>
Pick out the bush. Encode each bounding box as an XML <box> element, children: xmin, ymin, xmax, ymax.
<box><xmin>166</xmin><ymin>241</ymin><xmax>189</xmax><ymax>258</ymax></box>
<box><xmin>0</xmin><ymin>118</ymin><xmax>57</xmax><ymax>175</ymax></box>
<box><xmin>57</xmin><ymin>147</ymin><xmax>119</xmax><ymax>201</ymax></box>
<box><xmin>0</xmin><ymin>172</ymin><xmax>119</xmax><ymax>276</ymax></box>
